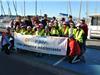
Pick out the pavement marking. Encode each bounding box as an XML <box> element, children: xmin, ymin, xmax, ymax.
<box><xmin>53</xmin><ymin>57</ymin><xmax>66</xmax><ymax>66</ymax></box>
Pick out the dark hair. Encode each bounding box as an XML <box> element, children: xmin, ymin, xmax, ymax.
<box><xmin>44</xmin><ymin>14</ymin><xmax>47</xmax><ymax>17</ymax></box>
<box><xmin>61</xmin><ymin>18</ymin><xmax>65</xmax><ymax>21</ymax></box>
<box><xmin>53</xmin><ymin>16</ymin><xmax>56</xmax><ymax>20</ymax></box>
<box><xmin>81</xmin><ymin>19</ymin><xmax>85</xmax><ymax>22</ymax></box>
<box><xmin>69</xmin><ymin>15</ymin><xmax>72</xmax><ymax>18</ymax></box>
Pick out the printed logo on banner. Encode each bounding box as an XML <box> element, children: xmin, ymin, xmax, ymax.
<box><xmin>24</xmin><ymin>38</ymin><xmax>29</xmax><ymax>42</ymax></box>
<box><xmin>14</xmin><ymin>32</ymin><xmax>68</xmax><ymax>56</ymax></box>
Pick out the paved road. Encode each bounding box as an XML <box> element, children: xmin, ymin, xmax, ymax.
<box><xmin>0</xmin><ymin>52</ymin><xmax>79</xmax><ymax>75</ymax></box>
<box><xmin>86</xmin><ymin>39</ymin><xmax>100</xmax><ymax>50</ymax></box>
<box><xmin>0</xmin><ymin>47</ymin><xmax>100</xmax><ymax>75</ymax></box>
<box><xmin>0</xmin><ymin>53</ymin><xmax>56</xmax><ymax>75</ymax></box>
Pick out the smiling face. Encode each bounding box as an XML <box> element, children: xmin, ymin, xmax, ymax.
<box><xmin>69</xmin><ymin>22</ymin><xmax>74</xmax><ymax>28</ymax></box>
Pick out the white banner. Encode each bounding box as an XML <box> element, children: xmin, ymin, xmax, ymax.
<box><xmin>14</xmin><ymin>32</ymin><xmax>68</xmax><ymax>56</ymax></box>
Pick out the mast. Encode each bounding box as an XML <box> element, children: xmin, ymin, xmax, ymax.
<box><xmin>0</xmin><ymin>0</ymin><xmax>5</xmax><ymax>16</ymax></box>
<box><xmin>86</xmin><ymin>1</ymin><xmax>88</xmax><ymax>18</ymax></box>
<box><xmin>24</xmin><ymin>0</ymin><xmax>25</xmax><ymax>17</ymax></box>
<box><xmin>94</xmin><ymin>1</ymin><xmax>97</xmax><ymax>13</ymax></box>
<box><xmin>35</xmin><ymin>0</ymin><xmax>37</xmax><ymax>16</ymax></box>
<box><xmin>69</xmin><ymin>0</ymin><xmax>72</xmax><ymax>15</ymax></box>
<box><xmin>7</xmin><ymin>1</ymin><xmax>12</xmax><ymax>16</ymax></box>
<box><xmin>67</xmin><ymin>1</ymin><xmax>69</xmax><ymax>15</ymax></box>
<box><xmin>13</xmin><ymin>0</ymin><xmax>18</xmax><ymax>16</ymax></box>
<box><xmin>79</xmin><ymin>0</ymin><xmax>82</xmax><ymax>20</ymax></box>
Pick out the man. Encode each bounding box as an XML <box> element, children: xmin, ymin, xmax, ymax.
<box><xmin>24</xmin><ymin>16</ymin><xmax>33</xmax><ymax>28</ymax></box>
<box><xmin>66</xmin><ymin>15</ymin><xmax>75</xmax><ymax>27</ymax></box>
<box><xmin>14</xmin><ymin>16</ymin><xmax>21</xmax><ymax>30</ymax></box>
<box><xmin>80</xmin><ymin>19</ymin><xmax>88</xmax><ymax>53</ymax></box>
<box><xmin>1</xmin><ymin>27</ymin><xmax>12</xmax><ymax>55</ymax></box>
<box><xmin>75</xmin><ymin>23</ymin><xmax>84</xmax><ymax>48</ymax></box>
<box><xmin>41</xmin><ymin>14</ymin><xmax>48</xmax><ymax>28</ymax></box>
<box><xmin>15</xmin><ymin>25</ymin><xmax>21</xmax><ymax>33</ymax></box>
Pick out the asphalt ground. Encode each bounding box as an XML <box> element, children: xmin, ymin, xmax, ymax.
<box><xmin>0</xmin><ymin>30</ymin><xmax>100</xmax><ymax>75</ymax></box>
<box><xmin>0</xmin><ymin>45</ymin><xmax>100</xmax><ymax>75</ymax></box>
<box><xmin>86</xmin><ymin>39</ymin><xmax>100</xmax><ymax>50</ymax></box>
<box><xmin>0</xmin><ymin>52</ymin><xmax>56</xmax><ymax>75</ymax></box>
<box><xmin>0</xmin><ymin>51</ymin><xmax>81</xmax><ymax>75</ymax></box>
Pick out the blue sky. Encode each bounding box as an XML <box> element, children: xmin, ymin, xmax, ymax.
<box><xmin>0</xmin><ymin>0</ymin><xmax>100</xmax><ymax>18</ymax></box>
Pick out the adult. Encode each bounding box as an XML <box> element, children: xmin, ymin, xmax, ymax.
<box><xmin>60</xmin><ymin>22</ymin><xmax>69</xmax><ymax>37</ymax></box>
<box><xmin>80</xmin><ymin>19</ymin><xmax>88</xmax><ymax>53</ymax></box>
<box><xmin>14</xmin><ymin>16</ymin><xmax>21</xmax><ymax>30</ymax></box>
<box><xmin>1</xmin><ymin>27</ymin><xmax>13</xmax><ymax>55</ymax></box>
<box><xmin>24</xmin><ymin>16</ymin><xmax>33</xmax><ymax>28</ymax></box>
<box><xmin>41</xmin><ymin>14</ymin><xmax>48</xmax><ymax>28</ymax></box>
<box><xmin>67</xmin><ymin>15</ymin><xmax>75</xmax><ymax>27</ymax></box>
<box><xmin>75</xmin><ymin>23</ymin><xmax>85</xmax><ymax>56</ymax></box>
<box><xmin>35</xmin><ymin>23</ymin><xmax>45</xmax><ymax>36</ymax></box>
<box><xmin>25</xmin><ymin>26</ymin><xmax>33</xmax><ymax>35</ymax></box>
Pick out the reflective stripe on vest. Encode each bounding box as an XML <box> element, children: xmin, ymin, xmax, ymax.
<box><xmin>75</xmin><ymin>29</ymin><xmax>84</xmax><ymax>43</ymax></box>
<box><xmin>62</xmin><ymin>27</ymin><xmax>69</xmax><ymax>35</ymax></box>
<box><xmin>51</xmin><ymin>28</ymin><xmax>59</xmax><ymax>35</ymax></box>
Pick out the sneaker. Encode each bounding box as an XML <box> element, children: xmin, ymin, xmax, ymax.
<box><xmin>71</xmin><ymin>55</ymin><xmax>80</xmax><ymax>64</ymax></box>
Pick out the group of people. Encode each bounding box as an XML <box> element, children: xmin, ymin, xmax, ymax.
<box><xmin>1</xmin><ymin>14</ymin><xmax>88</xmax><ymax>63</ymax></box>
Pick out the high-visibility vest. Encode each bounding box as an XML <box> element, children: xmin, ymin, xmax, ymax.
<box><xmin>16</xmin><ymin>29</ymin><xmax>21</xmax><ymax>33</ymax></box>
<box><xmin>25</xmin><ymin>31</ymin><xmax>33</xmax><ymax>35</ymax></box>
<box><xmin>68</xmin><ymin>28</ymin><xmax>77</xmax><ymax>38</ymax></box>
<box><xmin>20</xmin><ymin>29</ymin><xmax>26</xmax><ymax>35</ymax></box>
<box><xmin>50</xmin><ymin>28</ymin><xmax>59</xmax><ymax>35</ymax></box>
<box><xmin>35</xmin><ymin>29</ymin><xmax>45</xmax><ymax>36</ymax></box>
<box><xmin>75</xmin><ymin>29</ymin><xmax>84</xmax><ymax>43</ymax></box>
<box><xmin>61</xmin><ymin>26</ymin><xmax>69</xmax><ymax>36</ymax></box>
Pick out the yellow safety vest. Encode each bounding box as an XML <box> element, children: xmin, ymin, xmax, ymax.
<box><xmin>75</xmin><ymin>29</ymin><xmax>84</xmax><ymax>43</ymax></box>
<box><xmin>61</xmin><ymin>26</ymin><xmax>69</xmax><ymax>36</ymax></box>
<box><xmin>68</xmin><ymin>28</ymin><xmax>77</xmax><ymax>38</ymax></box>
<box><xmin>35</xmin><ymin>29</ymin><xmax>45</xmax><ymax>36</ymax></box>
<box><xmin>51</xmin><ymin>28</ymin><xmax>59</xmax><ymax>35</ymax></box>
